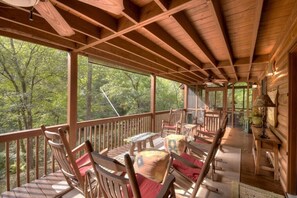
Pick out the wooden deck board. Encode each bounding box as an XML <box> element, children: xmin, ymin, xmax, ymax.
<box><xmin>23</xmin><ymin>182</ymin><xmax>47</xmax><ymax>198</ymax></box>
<box><xmin>11</xmin><ymin>187</ymin><xmax>32</xmax><ymax>198</ymax></box>
<box><xmin>1</xmin><ymin>190</ymin><xmax>17</xmax><ymax>197</ymax></box>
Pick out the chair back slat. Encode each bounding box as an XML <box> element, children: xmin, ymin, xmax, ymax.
<box><xmin>41</xmin><ymin>125</ymin><xmax>87</xmax><ymax>193</ymax></box>
<box><xmin>204</xmin><ymin>111</ymin><xmax>221</xmax><ymax>132</ymax></box>
<box><xmin>48</xmin><ymin>141</ymin><xmax>76</xmax><ymax>178</ymax></box>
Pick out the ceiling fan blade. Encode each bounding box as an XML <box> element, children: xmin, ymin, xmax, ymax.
<box><xmin>78</xmin><ymin>0</ymin><xmax>124</xmax><ymax>15</ymax></box>
<box><xmin>34</xmin><ymin>0</ymin><xmax>75</xmax><ymax>36</ymax></box>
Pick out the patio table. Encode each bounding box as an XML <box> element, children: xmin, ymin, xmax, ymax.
<box><xmin>124</xmin><ymin>132</ymin><xmax>158</xmax><ymax>156</ymax></box>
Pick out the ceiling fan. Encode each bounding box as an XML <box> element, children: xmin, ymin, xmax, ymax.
<box><xmin>1</xmin><ymin>0</ymin><xmax>124</xmax><ymax>36</ymax></box>
<box><xmin>78</xmin><ymin>0</ymin><xmax>124</xmax><ymax>15</ymax></box>
<box><xmin>203</xmin><ymin>75</ymin><xmax>228</xmax><ymax>85</ymax></box>
<box><xmin>1</xmin><ymin>0</ymin><xmax>75</xmax><ymax>36</ymax></box>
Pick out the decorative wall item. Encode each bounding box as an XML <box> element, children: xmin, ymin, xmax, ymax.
<box><xmin>267</xmin><ymin>89</ymin><xmax>278</xmax><ymax>127</ymax></box>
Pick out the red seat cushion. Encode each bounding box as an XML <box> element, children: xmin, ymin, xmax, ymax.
<box><xmin>163</xmin><ymin>125</ymin><xmax>176</xmax><ymax>129</ymax></box>
<box><xmin>195</xmin><ymin>138</ymin><xmax>207</xmax><ymax>144</ymax></box>
<box><xmin>128</xmin><ymin>174</ymin><xmax>163</xmax><ymax>198</ymax></box>
<box><xmin>173</xmin><ymin>153</ymin><xmax>204</xmax><ymax>182</ymax></box>
<box><xmin>75</xmin><ymin>153</ymin><xmax>92</xmax><ymax>177</ymax></box>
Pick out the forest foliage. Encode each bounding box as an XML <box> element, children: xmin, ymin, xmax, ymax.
<box><xmin>0</xmin><ymin>36</ymin><xmax>184</xmax><ymax>134</ymax></box>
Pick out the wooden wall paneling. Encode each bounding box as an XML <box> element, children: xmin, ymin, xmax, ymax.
<box><xmin>288</xmin><ymin>44</ymin><xmax>297</xmax><ymax>194</ymax></box>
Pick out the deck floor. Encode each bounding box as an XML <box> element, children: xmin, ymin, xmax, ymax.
<box><xmin>1</xmin><ymin>127</ymin><xmax>284</xmax><ymax>197</ymax></box>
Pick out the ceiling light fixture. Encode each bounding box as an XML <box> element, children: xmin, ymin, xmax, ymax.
<box><xmin>266</xmin><ymin>61</ymin><xmax>275</xmax><ymax>76</ymax></box>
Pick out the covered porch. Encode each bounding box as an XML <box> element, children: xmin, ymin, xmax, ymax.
<box><xmin>0</xmin><ymin>0</ymin><xmax>297</xmax><ymax>197</ymax></box>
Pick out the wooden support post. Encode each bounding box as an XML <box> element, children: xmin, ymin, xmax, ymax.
<box><xmin>67</xmin><ymin>51</ymin><xmax>78</xmax><ymax>149</ymax></box>
<box><xmin>184</xmin><ymin>84</ymin><xmax>188</xmax><ymax>123</ymax></box>
<box><xmin>232</xmin><ymin>83</ymin><xmax>235</xmax><ymax>128</ymax></box>
<box><xmin>223</xmin><ymin>83</ymin><xmax>227</xmax><ymax>117</ymax></box>
<box><xmin>150</xmin><ymin>75</ymin><xmax>156</xmax><ymax>132</ymax></box>
<box><xmin>288</xmin><ymin>45</ymin><xmax>297</xmax><ymax>195</ymax></box>
<box><xmin>247</xmin><ymin>83</ymin><xmax>250</xmax><ymax>117</ymax></box>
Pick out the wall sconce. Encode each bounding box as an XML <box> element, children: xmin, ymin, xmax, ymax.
<box><xmin>266</xmin><ymin>61</ymin><xmax>275</xmax><ymax>76</ymax></box>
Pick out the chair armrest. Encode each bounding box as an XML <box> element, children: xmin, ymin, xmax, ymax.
<box><xmin>71</xmin><ymin>142</ymin><xmax>87</xmax><ymax>154</ymax></box>
<box><xmin>196</xmin><ymin>129</ymin><xmax>216</xmax><ymax>137</ymax></box>
<box><xmin>186</xmin><ymin>142</ymin><xmax>207</xmax><ymax>158</ymax></box>
<box><xmin>157</xmin><ymin>174</ymin><xmax>175</xmax><ymax>198</ymax></box>
<box><xmin>99</xmin><ymin>148</ymin><xmax>109</xmax><ymax>156</ymax></box>
<box><xmin>194</xmin><ymin>136</ymin><xmax>212</xmax><ymax>144</ymax></box>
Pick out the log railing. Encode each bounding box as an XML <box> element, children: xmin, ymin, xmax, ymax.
<box><xmin>0</xmin><ymin>110</ymin><xmax>174</xmax><ymax>193</ymax></box>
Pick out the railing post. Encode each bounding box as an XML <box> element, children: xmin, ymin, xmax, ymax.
<box><xmin>67</xmin><ymin>51</ymin><xmax>78</xmax><ymax>149</ymax></box>
<box><xmin>151</xmin><ymin>75</ymin><xmax>156</xmax><ymax>132</ymax></box>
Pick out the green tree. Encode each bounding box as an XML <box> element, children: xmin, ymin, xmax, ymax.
<box><xmin>0</xmin><ymin>37</ymin><xmax>67</xmax><ymax>133</ymax></box>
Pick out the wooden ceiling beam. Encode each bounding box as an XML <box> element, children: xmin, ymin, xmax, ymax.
<box><xmin>144</xmin><ymin>23</ymin><xmax>204</xmax><ymax>70</ymax></box>
<box><xmin>106</xmin><ymin>38</ymin><xmax>179</xmax><ymax>71</ymax></box>
<box><xmin>85</xmin><ymin>48</ymin><xmax>158</xmax><ymax>74</ymax></box>
<box><xmin>55</xmin><ymin>8</ymin><xmax>101</xmax><ymax>39</ymax></box>
<box><xmin>172</xmin><ymin>12</ymin><xmax>217</xmax><ymax>67</ymax></box>
<box><xmin>105</xmin><ymin>38</ymin><xmax>200</xmax><ymax>82</ymax></box>
<box><xmin>153</xmin><ymin>0</ymin><xmax>169</xmax><ymax>11</ymax></box>
<box><xmin>247</xmin><ymin>0</ymin><xmax>264</xmax><ymax>81</ymax></box>
<box><xmin>0</xmin><ymin>7</ymin><xmax>87</xmax><ymax>44</ymax></box>
<box><xmin>74</xmin><ymin>0</ymin><xmax>198</xmax><ymax>52</ymax></box>
<box><xmin>198</xmin><ymin>55</ymin><xmax>269</xmax><ymax>70</ymax></box>
<box><xmin>0</xmin><ymin>19</ymin><xmax>76</xmax><ymax>50</ymax></box>
<box><xmin>53</xmin><ymin>0</ymin><xmax>118</xmax><ymax>32</ymax></box>
<box><xmin>123</xmin><ymin>31</ymin><xmax>206</xmax><ymax>80</ymax></box>
<box><xmin>94</xmin><ymin>43</ymin><xmax>168</xmax><ymax>73</ymax></box>
<box><xmin>0</xmin><ymin>30</ymin><xmax>73</xmax><ymax>51</ymax></box>
<box><xmin>122</xmin><ymin>0</ymin><xmax>141</xmax><ymax>24</ymax></box>
<box><xmin>207</xmin><ymin>0</ymin><xmax>237</xmax><ymax>81</ymax></box>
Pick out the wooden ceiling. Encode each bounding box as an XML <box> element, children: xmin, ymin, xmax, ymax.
<box><xmin>0</xmin><ymin>0</ymin><xmax>296</xmax><ymax>85</ymax></box>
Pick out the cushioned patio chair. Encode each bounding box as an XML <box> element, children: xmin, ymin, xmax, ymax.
<box><xmin>41</xmin><ymin>125</ymin><xmax>96</xmax><ymax>197</ymax></box>
<box><xmin>86</xmin><ymin>140</ymin><xmax>176</xmax><ymax>198</ymax></box>
<box><xmin>161</xmin><ymin>109</ymin><xmax>184</xmax><ymax>137</ymax></box>
<box><xmin>166</xmin><ymin>128</ymin><xmax>224</xmax><ymax>198</ymax></box>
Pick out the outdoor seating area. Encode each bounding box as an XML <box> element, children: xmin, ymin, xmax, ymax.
<box><xmin>1</xmin><ymin>0</ymin><xmax>297</xmax><ymax>197</ymax></box>
<box><xmin>1</xmin><ymin>113</ymin><xmax>247</xmax><ymax>198</ymax></box>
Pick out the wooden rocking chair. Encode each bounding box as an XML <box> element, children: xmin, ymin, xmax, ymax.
<box><xmin>161</xmin><ymin>109</ymin><xmax>184</xmax><ymax>137</ymax></box>
<box><xmin>41</xmin><ymin>125</ymin><xmax>95</xmax><ymax>197</ymax></box>
<box><xmin>85</xmin><ymin>140</ymin><xmax>176</xmax><ymax>198</ymax></box>
<box><xmin>168</xmin><ymin>127</ymin><xmax>224</xmax><ymax>198</ymax></box>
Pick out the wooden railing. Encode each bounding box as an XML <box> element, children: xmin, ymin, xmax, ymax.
<box><xmin>0</xmin><ymin>110</ymin><xmax>179</xmax><ymax>193</ymax></box>
<box><xmin>0</xmin><ymin>124</ymin><xmax>67</xmax><ymax>192</ymax></box>
<box><xmin>76</xmin><ymin>113</ymin><xmax>152</xmax><ymax>152</ymax></box>
<box><xmin>155</xmin><ymin>110</ymin><xmax>170</xmax><ymax>132</ymax></box>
